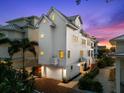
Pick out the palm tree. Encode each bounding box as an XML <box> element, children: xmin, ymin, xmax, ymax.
<box><xmin>8</xmin><ymin>38</ymin><xmax>38</xmax><ymax>72</ymax></box>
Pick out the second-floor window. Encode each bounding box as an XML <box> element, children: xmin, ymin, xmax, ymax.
<box><xmin>80</xmin><ymin>50</ymin><xmax>83</xmax><ymax>56</ymax></box>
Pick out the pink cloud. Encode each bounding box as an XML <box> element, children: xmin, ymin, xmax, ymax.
<box><xmin>86</xmin><ymin>21</ymin><xmax>124</xmax><ymax>48</ymax></box>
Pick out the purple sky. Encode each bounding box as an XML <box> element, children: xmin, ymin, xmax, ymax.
<box><xmin>0</xmin><ymin>0</ymin><xmax>124</xmax><ymax>47</ymax></box>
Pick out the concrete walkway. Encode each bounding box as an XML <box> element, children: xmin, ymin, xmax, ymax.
<box><xmin>94</xmin><ymin>67</ymin><xmax>116</xmax><ymax>93</ymax></box>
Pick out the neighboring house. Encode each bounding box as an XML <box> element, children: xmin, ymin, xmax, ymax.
<box><xmin>0</xmin><ymin>7</ymin><xmax>97</xmax><ymax>81</ymax></box>
<box><xmin>0</xmin><ymin>16</ymin><xmax>39</xmax><ymax>72</ymax></box>
<box><xmin>110</xmin><ymin>34</ymin><xmax>124</xmax><ymax>93</ymax></box>
<box><xmin>38</xmin><ymin>7</ymin><xmax>97</xmax><ymax>81</ymax></box>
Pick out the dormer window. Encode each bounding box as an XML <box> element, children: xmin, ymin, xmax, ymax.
<box><xmin>51</xmin><ymin>13</ymin><xmax>55</xmax><ymax>21</ymax></box>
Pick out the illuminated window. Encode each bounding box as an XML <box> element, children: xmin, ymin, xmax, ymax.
<box><xmin>80</xmin><ymin>50</ymin><xmax>83</xmax><ymax>56</ymax></box>
<box><xmin>51</xmin><ymin>13</ymin><xmax>55</xmax><ymax>21</ymax></box>
<box><xmin>59</xmin><ymin>50</ymin><xmax>64</xmax><ymax>59</ymax></box>
<box><xmin>40</xmin><ymin>51</ymin><xmax>44</xmax><ymax>56</ymax></box>
<box><xmin>68</xmin><ymin>50</ymin><xmax>70</xmax><ymax>58</ymax></box>
<box><xmin>40</xmin><ymin>34</ymin><xmax>45</xmax><ymax>38</ymax></box>
<box><xmin>43</xmin><ymin>19</ymin><xmax>47</xmax><ymax>24</ymax></box>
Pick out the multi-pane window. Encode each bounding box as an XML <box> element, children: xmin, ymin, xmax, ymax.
<box><xmin>72</xmin><ymin>35</ymin><xmax>78</xmax><ymax>42</ymax></box>
<box><xmin>68</xmin><ymin>50</ymin><xmax>70</xmax><ymax>58</ymax></box>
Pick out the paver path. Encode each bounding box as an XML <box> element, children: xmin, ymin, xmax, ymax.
<box><xmin>94</xmin><ymin>67</ymin><xmax>115</xmax><ymax>93</ymax></box>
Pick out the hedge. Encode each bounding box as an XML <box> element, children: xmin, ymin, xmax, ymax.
<box><xmin>79</xmin><ymin>67</ymin><xmax>103</xmax><ymax>93</ymax></box>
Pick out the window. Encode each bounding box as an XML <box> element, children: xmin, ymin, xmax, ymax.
<box><xmin>87</xmin><ymin>40</ymin><xmax>91</xmax><ymax>46</ymax></box>
<box><xmin>72</xmin><ymin>35</ymin><xmax>78</xmax><ymax>42</ymax></box>
<box><xmin>51</xmin><ymin>13</ymin><xmax>55</xmax><ymax>21</ymax></box>
<box><xmin>82</xmin><ymin>39</ymin><xmax>86</xmax><ymax>45</ymax></box>
<box><xmin>40</xmin><ymin>51</ymin><xmax>44</xmax><ymax>56</ymax></box>
<box><xmin>43</xmin><ymin>19</ymin><xmax>47</xmax><ymax>24</ymax></box>
<box><xmin>40</xmin><ymin>34</ymin><xmax>45</xmax><ymax>38</ymax></box>
<box><xmin>88</xmin><ymin>50</ymin><xmax>90</xmax><ymax>57</ymax></box>
<box><xmin>91</xmin><ymin>50</ymin><xmax>94</xmax><ymax>57</ymax></box>
<box><xmin>59</xmin><ymin>50</ymin><xmax>64</xmax><ymax>59</ymax></box>
<box><xmin>68</xmin><ymin>50</ymin><xmax>70</xmax><ymax>58</ymax></box>
<box><xmin>71</xmin><ymin>65</ymin><xmax>73</xmax><ymax>70</ymax></box>
<box><xmin>80</xmin><ymin>50</ymin><xmax>83</xmax><ymax>56</ymax></box>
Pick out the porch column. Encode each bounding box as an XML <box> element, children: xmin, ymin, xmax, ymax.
<box><xmin>116</xmin><ymin>59</ymin><xmax>120</xmax><ymax>93</ymax></box>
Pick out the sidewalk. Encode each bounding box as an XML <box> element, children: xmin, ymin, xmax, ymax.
<box><xmin>94</xmin><ymin>66</ymin><xmax>116</xmax><ymax>93</ymax></box>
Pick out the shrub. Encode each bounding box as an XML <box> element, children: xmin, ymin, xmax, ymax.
<box><xmin>83</xmin><ymin>67</ymin><xmax>99</xmax><ymax>79</ymax></box>
<box><xmin>97</xmin><ymin>56</ymin><xmax>115</xmax><ymax>68</ymax></box>
<box><xmin>79</xmin><ymin>67</ymin><xmax>103</xmax><ymax>93</ymax></box>
<box><xmin>79</xmin><ymin>78</ymin><xmax>103</xmax><ymax>93</ymax></box>
<box><xmin>0</xmin><ymin>60</ymin><xmax>34</xmax><ymax>93</ymax></box>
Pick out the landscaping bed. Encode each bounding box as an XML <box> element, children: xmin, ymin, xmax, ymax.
<box><xmin>79</xmin><ymin>67</ymin><xmax>103</xmax><ymax>93</ymax></box>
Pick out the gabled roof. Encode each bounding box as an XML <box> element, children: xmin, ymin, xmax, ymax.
<box><xmin>36</xmin><ymin>14</ymin><xmax>56</xmax><ymax>27</ymax></box>
<box><xmin>110</xmin><ymin>34</ymin><xmax>124</xmax><ymax>42</ymax></box>
<box><xmin>67</xmin><ymin>15</ymin><xmax>83</xmax><ymax>24</ymax></box>
<box><xmin>47</xmin><ymin>7</ymin><xmax>79</xmax><ymax>29</ymax></box>
<box><xmin>6</xmin><ymin>16</ymin><xmax>40</xmax><ymax>23</ymax></box>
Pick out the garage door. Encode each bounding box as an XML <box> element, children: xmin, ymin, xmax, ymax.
<box><xmin>46</xmin><ymin>66</ymin><xmax>62</xmax><ymax>80</ymax></box>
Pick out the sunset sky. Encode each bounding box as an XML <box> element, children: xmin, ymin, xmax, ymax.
<box><xmin>0</xmin><ymin>0</ymin><xmax>124</xmax><ymax>48</ymax></box>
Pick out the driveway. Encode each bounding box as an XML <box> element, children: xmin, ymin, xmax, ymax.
<box><xmin>34</xmin><ymin>78</ymin><xmax>83</xmax><ymax>93</ymax></box>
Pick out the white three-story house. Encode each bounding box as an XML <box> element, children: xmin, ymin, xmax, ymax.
<box><xmin>38</xmin><ymin>7</ymin><xmax>96</xmax><ymax>81</ymax></box>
